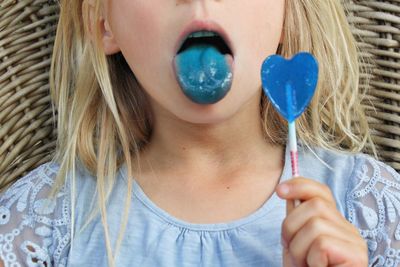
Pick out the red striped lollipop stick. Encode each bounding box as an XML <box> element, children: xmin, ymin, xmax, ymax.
<box><xmin>288</xmin><ymin>121</ymin><xmax>299</xmax><ymax>177</ymax></box>
<box><xmin>286</xmin><ymin>83</ymin><xmax>301</xmax><ymax>207</ymax></box>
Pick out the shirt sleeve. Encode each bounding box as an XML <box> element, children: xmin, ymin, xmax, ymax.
<box><xmin>346</xmin><ymin>155</ymin><xmax>400</xmax><ymax>267</ymax></box>
<box><xmin>0</xmin><ymin>163</ymin><xmax>71</xmax><ymax>267</ymax></box>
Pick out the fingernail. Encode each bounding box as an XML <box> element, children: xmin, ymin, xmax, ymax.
<box><xmin>278</xmin><ymin>184</ymin><xmax>290</xmax><ymax>195</ymax></box>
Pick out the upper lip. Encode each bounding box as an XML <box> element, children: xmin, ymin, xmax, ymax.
<box><xmin>175</xmin><ymin>20</ymin><xmax>235</xmax><ymax>56</ymax></box>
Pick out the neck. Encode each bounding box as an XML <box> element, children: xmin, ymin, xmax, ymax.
<box><xmin>137</xmin><ymin>95</ymin><xmax>284</xmax><ymax>184</ymax></box>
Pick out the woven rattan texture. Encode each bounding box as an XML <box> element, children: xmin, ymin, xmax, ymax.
<box><xmin>0</xmin><ymin>1</ymin><xmax>399</xmax><ymax>190</ymax></box>
<box><xmin>345</xmin><ymin>0</ymin><xmax>400</xmax><ymax>172</ymax></box>
<box><xmin>0</xmin><ymin>0</ymin><xmax>58</xmax><ymax>189</ymax></box>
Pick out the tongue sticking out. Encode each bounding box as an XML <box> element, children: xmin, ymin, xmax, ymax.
<box><xmin>174</xmin><ymin>44</ymin><xmax>233</xmax><ymax>105</ymax></box>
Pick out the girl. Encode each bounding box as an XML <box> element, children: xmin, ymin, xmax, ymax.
<box><xmin>0</xmin><ymin>0</ymin><xmax>399</xmax><ymax>266</ymax></box>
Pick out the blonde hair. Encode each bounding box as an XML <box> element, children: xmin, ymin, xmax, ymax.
<box><xmin>49</xmin><ymin>0</ymin><xmax>374</xmax><ymax>266</ymax></box>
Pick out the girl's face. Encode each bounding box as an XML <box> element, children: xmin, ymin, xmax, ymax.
<box><xmin>103</xmin><ymin>0</ymin><xmax>285</xmax><ymax>124</ymax></box>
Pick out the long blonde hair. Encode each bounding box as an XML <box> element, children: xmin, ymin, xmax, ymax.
<box><xmin>49</xmin><ymin>0</ymin><xmax>374</xmax><ymax>266</ymax></box>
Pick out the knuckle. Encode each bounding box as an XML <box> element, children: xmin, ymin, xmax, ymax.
<box><xmin>313</xmin><ymin>235</ymin><xmax>329</xmax><ymax>252</ymax></box>
<box><xmin>321</xmin><ymin>184</ymin><xmax>334</xmax><ymax>199</ymax></box>
<box><xmin>320</xmin><ymin>183</ymin><xmax>330</xmax><ymax>193</ymax></box>
<box><xmin>307</xmin><ymin>217</ymin><xmax>325</xmax><ymax>232</ymax></box>
<box><xmin>309</xmin><ymin>198</ymin><xmax>327</xmax><ymax>212</ymax></box>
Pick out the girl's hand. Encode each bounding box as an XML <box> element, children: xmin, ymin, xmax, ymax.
<box><xmin>276</xmin><ymin>177</ymin><xmax>368</xmax><ymax>267</ymax></box>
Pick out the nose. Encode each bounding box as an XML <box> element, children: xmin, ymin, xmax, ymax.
<box><xmin>176</xmin><ymin>0</ymin><xmax>221</xmax><ymax>17</ymax></box>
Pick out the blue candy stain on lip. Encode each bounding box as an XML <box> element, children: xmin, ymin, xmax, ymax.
<box><xmin>174</xmin><ymin>44</ymin><xmax>233</xmax><ymax>105</ymax></box>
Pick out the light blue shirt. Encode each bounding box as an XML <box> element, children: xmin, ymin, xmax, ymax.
<box><xmin>1</xmin><ymin>145</ymin><xmax>399</xmax><ymax>266</ymax></box>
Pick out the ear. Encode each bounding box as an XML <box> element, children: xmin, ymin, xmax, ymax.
<box><xmin>83</xmin><ymin>0</ymin><xmax>120</xmax><ymax>55</ymax></box>
<box><xmin>101</xmin><ymin>19</ymin><xmax>121</xmax><ymax>55</ymax></box>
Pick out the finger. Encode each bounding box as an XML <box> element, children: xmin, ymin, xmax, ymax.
<box><xmin>282</xmin><ymin>197</ymin><xmax>359</xmax><ymax>244</ymax></box>
<box><xmin>276</xmin><ymin>177</ymin><xmax>336</xmax><ymax>204</ymax></box>
<box><xmin>286</xmin><ymin>199</ymin><xmax>295</xmax><ymax>215</ymax></box>
<box><xmin>287</xmin><ymin>217</ymin><xmax>361</xmax><ymax>267</ymax></box>
<box><xmin>306</xmin><ymin>235</ymin><xmax>368</xmax><ymax>267</ymax></box>
<box><xmin>282</xmin><ymin>245</ymin><xmax>295</xmax><ymax>267</ymax></box>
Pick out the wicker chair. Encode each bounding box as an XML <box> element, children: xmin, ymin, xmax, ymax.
<box><xmin>0</xmin><ymin>0</ymin><xmax>58</xmax><ymax>191</ymax></box>
<box><xmin>0</xmin><ymin>0</ymin><xmax>399</xmax><ymax>191</ymax></box>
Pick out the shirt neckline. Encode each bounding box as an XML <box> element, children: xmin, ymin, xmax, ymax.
<box><xmin>121</xmin><ymin>144</ymin><xmax>291</xmax><ymax>231</ymax></box>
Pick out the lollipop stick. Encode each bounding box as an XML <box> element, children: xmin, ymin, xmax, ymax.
<box><xmin>286</xmin><ymin>83</ymin><xmax>301</xmax><ymax>207</ymax></box>
<box><xmin>288</xmin><ymin>121</ymin><xmax>299</xmax><ymax>177</ymax></box>
<box><xmin>288</xmin><ymin>121</ymin><xmax>301</xmax><ymax>207</ymax></box>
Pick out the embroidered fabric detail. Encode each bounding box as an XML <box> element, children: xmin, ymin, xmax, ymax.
<box><xmin>0</xmin><ymin>163</ymin><xmax>70</xmax><ymax>267</ymax></box>
<box><xmin>347</xmin><ymin>155</ymin><xmax>400</xmax><ymax>267</ymax></box>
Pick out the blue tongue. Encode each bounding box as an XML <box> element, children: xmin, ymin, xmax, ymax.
<box><xmin>174</xmin><ymin>44</ymin><xmax>233</xmax><ymax>104</ymax></box>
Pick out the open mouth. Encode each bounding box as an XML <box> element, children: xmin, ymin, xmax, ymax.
<box><xmin>177</xmin><ymin>31</ymin><xmax>233</xmax><ymax>56</ymax></box>
<box><xmin>173</xmin><ymin>29</ymin><xmax>235</xmax><ymax>105</ymax></box>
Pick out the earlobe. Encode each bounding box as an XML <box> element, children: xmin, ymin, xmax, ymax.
<box><xmin>102</xmin><ymin>20</ymin><xmax>121</xmax><ymax>55</ymax></box>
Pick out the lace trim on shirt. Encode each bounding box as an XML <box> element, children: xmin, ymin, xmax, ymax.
<box><xmin>0</xmin><ymin>163</ymin><xmax>70</xmax><ymax>267</ymax></box>
<box><xmin>347</xmin><ymin>155</ymin><xmax>400</xmax><ymax>267</ymax></box>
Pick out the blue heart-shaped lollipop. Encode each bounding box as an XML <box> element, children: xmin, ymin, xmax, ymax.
<box><xmin>261</xmin><ymin>52</ymin><xmax>318</xmax><ymax>122</ymax></box>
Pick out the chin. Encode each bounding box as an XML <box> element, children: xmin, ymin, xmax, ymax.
<box><xmin>173</xmin><ymin>95</ymin><xmax>251</xmax><ymax>125</ymax></box>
